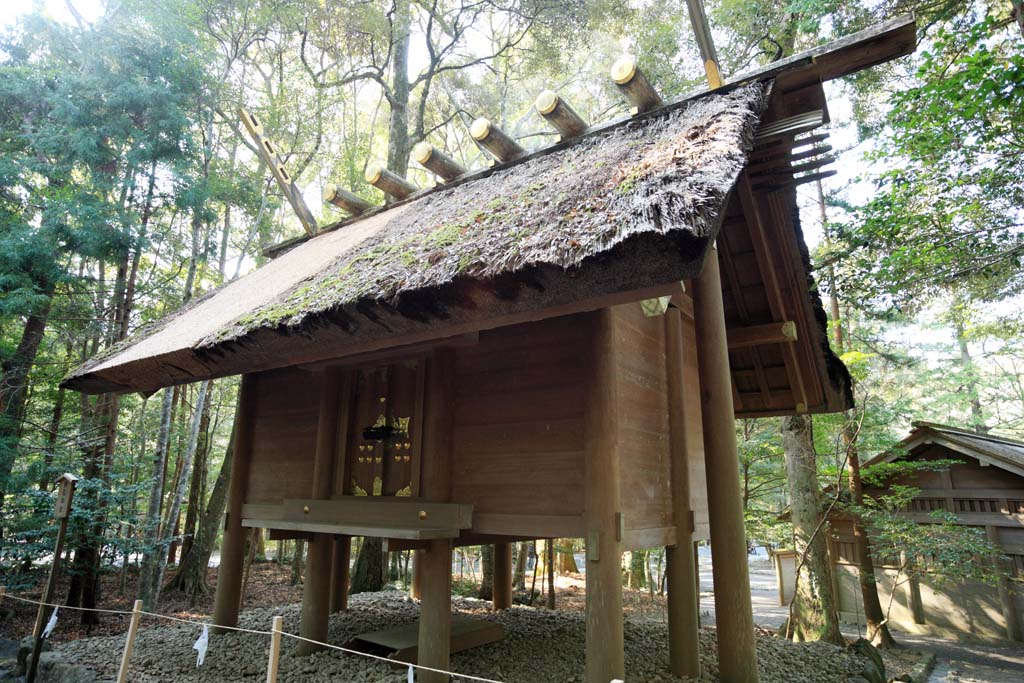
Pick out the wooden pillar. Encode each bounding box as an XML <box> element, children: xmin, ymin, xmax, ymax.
<box><xmin>417</xmin><ymin>349</ymin><xmax>455</xmax><ymax>683</ymax></box>
<box><xmin>987</xmin><ymin>525</ymin><xmax>1023</xmax><ymax>641</ymax></box>
<box><xmin>664</xmin><ymin>307</ymin><xmax>701</xmax><ymax>679</ymax></box>
<box><xmin>692</xmin><ymin>249</ymin><xmax>759</xmax><ymax>683</ymax></box>
<box><xmin>298</xmin><ymin>369</ymin><xmax>345</xmax><ymax>654</ymax></box>
<box><xmin>329</xmin><ymin>535</ymin><xmax>352</xmax><ymax>613</ymax></box>
<box><xmin>493</xmin><ymin>543</ymin><xmax>513</xmax><ymax>610</ymax></box>
<box><xmin>583</xmin><ymin>308</ymin><xmax>625</xmax><ymax>683</ymax></box>
<box><xmin>418</xmin><ymin>539</ymin><xmax>453</xmax><ymax>683</ymax></box>
<box><xmin>212</xmin><ymin>374</ymin><xmax>259</xmax><ymax>633</ymax></box>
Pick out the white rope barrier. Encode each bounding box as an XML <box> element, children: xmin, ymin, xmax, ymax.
<box><xmin>0</xmin><ymin>590</ymin><xmax>506</xmax><ymax>682</ymax></box>
<box><xmin>279</xmin><ymin>631</ymin><xmax>505</xmax><ymax>683</ymax></box>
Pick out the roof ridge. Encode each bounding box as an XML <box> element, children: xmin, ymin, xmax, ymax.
<box><xmin>911</xmin><ymin>421</ymin><xmax>1024</xmax><ymax>448</ymax></box>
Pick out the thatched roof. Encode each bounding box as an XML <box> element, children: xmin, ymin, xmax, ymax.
<box><xmin>63</xmin><ymin>16</ymin><xmax>917</xmax><ymax>403</ymax></box>
<box><xmin>66</xmin><ymin>83</ymin><xmax>771</xmax><ymax>395</ymax></box>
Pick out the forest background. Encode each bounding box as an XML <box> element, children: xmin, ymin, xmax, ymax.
<box><xmin>1</xmin><ymin>0</ymin><xmax>1022</xmax><ymax>633</ymax></box>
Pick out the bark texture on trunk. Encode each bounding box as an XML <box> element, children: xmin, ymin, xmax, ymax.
<box><xmin>781</xmin><ymin>414</ymin><xmax>843</xmax><ymax>644</ymax></box>
<box><xmin>350</xmin><ymin>537</ymin><xmax>385</xmax><ymax>593</ymax></box>
<box><xmin>477</xmin><ymin>544</ymin><xmax>494</xmax><ymax>600</ymax></box>
<box><xmin>512</xmin><ymin>541</ymin><xmax>528</xmax><ymax>590</ymax></box>
<box><xmin>0</xmin><ymin>285</ymin><xmax>54</xmax><ymax>528</ymax></box>
<box><xmin>170</xmin><ymin>403</ymin><xmax>236</xmax><ymax>600</ymax></box>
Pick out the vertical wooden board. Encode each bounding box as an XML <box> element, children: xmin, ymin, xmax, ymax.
<box><xmin>681</xmin><ymin>306</ymin><xmax>710</xmax><ymax>540</ymax></box>
<box><xmin>382</xmin><ymin>361</ymin><xmax>419</xmax><ymax>495</ymax></box>
<box><xmin>451</xmin><ymin>317</ymin><xmax>587</xmax><ymax>516</ymax></box>
<box><xmin>609</xmin><ymin>304</ymin><xmax>674</xmax><ymax>531</ymax></box>
<box><xmin>246</xmin><ymin>368</ymin><xmax>323</xmax><ymax>503</ymax></box>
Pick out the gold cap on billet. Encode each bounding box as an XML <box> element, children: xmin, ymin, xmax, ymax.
<box><xmin>412</xmin><ymin>141</ymin><xmax>433</xmax><ymax>165</ymax></box>
<box><xmin>610</xmin><ymin>55</ymin><xmax>638</xmax><ymax>84</ymax></box>
<box><xmin>364</xmin><ymin>162</ymin><xmax>384</xmax><ymax>184</ymax></box>
<box><xmin>535</xmin><ymin>90</ymin><xmax>559</xmax><ymax>116</ymax></box>
<box><xmin>469</xmin><ymin>117</ymin><xmax>492</xmax><ymax>141</ymax></box>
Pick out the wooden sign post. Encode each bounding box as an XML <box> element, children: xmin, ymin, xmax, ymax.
<box><xmin>26</xmin><ymin>473</ymin><xmax>78</xmax><ymax>683</ymax></box>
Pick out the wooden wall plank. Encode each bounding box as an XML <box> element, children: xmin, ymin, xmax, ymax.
<box><xmin>246</xmin><ymin>368</ymin><xmax>323</xmax><ymax>504</ymax></box>
<box><xmin>451</xmin><ymin>317</ymin><xmax>587</xmax><ymax>517</ymax></box>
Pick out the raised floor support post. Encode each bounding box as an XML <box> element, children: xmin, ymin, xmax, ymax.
<box><xmin>664</xmin><ymin>307</ymin><xmax>701</xmax><ymax>679</ymax></box>
<box><xmin>493</xmin><ymin>543</ymin><xmax>513</xmax><ymax>610</ymax></box>
<box><xmin>417</xmin><ymin>538</ymin><xmax>453</xmax><ymax>683</ymax></box>
<box><xmin>298</xmin><ymin>369</ymin><xmax>343</xmax><ymax>654</ymax></box>
<box><xmin>416</xmin><ymin>349</ymin><xmax>456</xmax><ymax>682</ymax></box>
<box><xmin>212</xmin><ymin>374</ymin><xmax>259</xmax><ymax>633</ymax></box>
<box><xmin>693</xmin><ymin>249</ymin><xmax>760</xmax><ymax>683</ymax></box>
<box><xmin>583</xmin><ymin>308</ymin><xmax>625</xmax><ymax>683</ymax></box>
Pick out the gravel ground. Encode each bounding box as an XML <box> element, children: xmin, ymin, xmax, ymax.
<box><xmin>58</xmin><ymin>591</ymin><xmax>885</xmax><ymax>683</ymax></box>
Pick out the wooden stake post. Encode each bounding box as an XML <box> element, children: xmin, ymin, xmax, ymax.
<box><xmin>266</xmin><ymin>615</ymin><xmax>284</xmax><ymax>683</ymax></box>
<box><xmin>116</xmin><ymin>600</ymin><xmax>144</xmax><ymax>683</ymax></box>
<box><xmin>26</xmin><ymin>473</ymin><xmax>78</xmax><ymax>683</ymax></box>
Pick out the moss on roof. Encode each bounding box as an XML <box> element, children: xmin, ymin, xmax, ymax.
<box><xmin>209</xmin><ymin>82</ymin><xmax>768</xmax><ymax>345</ymax></box>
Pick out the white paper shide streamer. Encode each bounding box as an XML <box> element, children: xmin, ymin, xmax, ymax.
<box><xmin>193</xmin><ymin>624</ymin><xmax>209</xmax><ymax>667</ymax></box>
<box><xmin>42</xmin><ymin>607</ymin><xmax>59</xmax><ymax>638</ymax></box>
<box><xmin>407</xmin><ymin>663</ymin><xmax>415</xmax><ymax>683</ymax></box>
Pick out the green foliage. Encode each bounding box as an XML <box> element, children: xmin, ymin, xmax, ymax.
<box><xmin>835</xmin><ymin>11</ymin><xmax>1024</xmax><ymax>310</ymax></box>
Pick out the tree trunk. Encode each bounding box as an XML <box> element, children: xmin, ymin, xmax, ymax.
<box><xmin>0</xmin><ymin>284</ymin><xmax>54</xmax><ymax>530</ymax></box>
<box><xmin>179</xmin><ymin>396</ymin><xmax>212</xmax><ymax>563</ymax></box>
<box><xmin>628</xmin><ymin>550</ymin><xmax>647</xmax><ymax>590</ymax></box>
<box><xmin>138</xmin><ymin>389</ymin><xmax>175</xmax><ymax>609</ymax></box>
<box><xmin>478</xmin><ymin>545</ymin><xmax>494</xmax><ymax>600</ymax></box>
<box><xmin>781</xmin><ymin>414</ymin><xmax>843</xmax><ymax>644</ymax></box>
<box><xmin>170</xmin><ymin>401</ymin><xmax>237</xmax><ymax>600</ymax></box>
<box><xmin>153</xmin><ymin>380</ymin><xmax>209</xmax><ymax>604</ymax></box>
<box><xmin>291</xmin><ymin>539</ymin><xmax>305</xmax><ymax>585</ymax></box>
<box><xmin>38</xmin><ymin>384</ymin><xmax>66</xmax><ymax>490</ymax></box>
<box><xmin>819</xmin><ymin>178</ymin><xmax>894</xmax><ymax>647</ymax></box>
<box><xmin>385</xmin><ymin>0</ymin><xmax>412</xmax><ymax>179</ymax></box>
<box><xmin>556</xmin><ymin>540</ymin><xmax>578</xmax><ymax>573</ymax></box>
<box><xmin>512</xmin><ymin>541</ymin><xmax>528</xmax><ymax>590</ymax></box>
<box><xmin>350</xmin><ymin>537</ymin><xmax>385</xmax><ymax>593</ymax></box>
<box><xmin>953</xmin><ymin>314</ymin><xmax>986</xmax><ymax>432</ymax></box>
